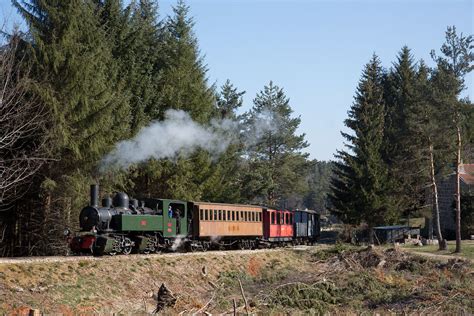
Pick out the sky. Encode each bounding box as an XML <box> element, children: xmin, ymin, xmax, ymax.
<box><xmin>1</xmin><ymin>0</ymin><xmax>473</xmax><ymax>161</ymax></box>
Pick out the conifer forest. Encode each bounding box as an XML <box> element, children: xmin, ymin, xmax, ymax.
<box><xmin>0</xmin><ymin>0</ymin><xmax>473</xmax><ymax>258</ymax></box>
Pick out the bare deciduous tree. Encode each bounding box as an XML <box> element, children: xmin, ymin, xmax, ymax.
<box><xmin>0</xmin><ymin>34</ymin><xmax>49</xmax><ymax>211</ymax></box>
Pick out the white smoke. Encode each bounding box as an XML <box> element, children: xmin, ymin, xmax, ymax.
<box><xmin>171</xmin><ymin>235</ymin><xmax>186</xmax><ymax>252</ymax></box>
<box><xmin>210</xmin><ymin>235</ymin><xmax>222</xmax><ymax>244</ymax></box>
<box><xmin>100</xmin><ymin>109</ymin><xmax>278</xmax><ymax>171</ymax></box>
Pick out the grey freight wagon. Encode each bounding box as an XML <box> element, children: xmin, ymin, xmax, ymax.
<box><xmin>293</xmin><ymin>209</ymin><xmax>320</xmax><ymax>244</ymax></box>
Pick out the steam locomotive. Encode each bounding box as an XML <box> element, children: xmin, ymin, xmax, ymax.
<box><xmin>68</xmin><ymin>184</ymin><xmax>320</xmax><ymax>255</ymax></box>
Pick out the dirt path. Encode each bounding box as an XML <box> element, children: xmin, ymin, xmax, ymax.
<box><xmin>400</xmin><ymin>248</ymin><xmax>473</xmax><ymax>263</ymax></box>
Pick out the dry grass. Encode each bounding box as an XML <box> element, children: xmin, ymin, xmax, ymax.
<box><xmin>0</xmin><ymin>245</ymin><xmax>472</xmax><ymax>314</ymax></box>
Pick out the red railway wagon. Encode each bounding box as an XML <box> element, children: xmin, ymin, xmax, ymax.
<box><xmin>263</xmin><ymin>208</ymin><xmax>293</xmax><ymax>242</ymax></box>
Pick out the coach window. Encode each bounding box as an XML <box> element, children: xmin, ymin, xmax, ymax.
<box><xmin>227</xmin><ymin>210</ymin><xmax>230</xmax><ymax>221</ymax></box>
<box><xmin>212</xmin><ymin>210</ymin><xmax>216</xmax><ymax>220</ymax></box>
<box><xmin>236</xmin><ymin>211</ymin><xmax>240</xmax><ymax>221</ymax></box>
<box><xmin>277</xmin><ymin>212</ymin><xmax>281</xmax><ymax>225</ymax></box>
<box><xmin>217</xmin><ymin>210</ymin><xmax>221</xmax><ymax>221</ymax></box>
<box><xmin>200</xmin><ymin>209</ymin><xmax>203</xmax><ymax>220</ymax></box>
<box><xmin>223</xmin><ymin>210</ymin><xmax>226</xmax><ymax>221</ymax></box>
<box><xmin>251</xmin><ymin>212</ymin><xmax>255</xmax><ymax>222</ymax></box>
<box><xmin>271</xmin><ymin>212</ymin><xmax>275</xmax><ymax>224</ymax></box>
<box><xmin>204</xmin><ymin>209</ymin><xmax>208</xmax><ymax>220</ymax></box>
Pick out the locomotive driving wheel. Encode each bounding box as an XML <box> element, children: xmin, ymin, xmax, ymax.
<box><xmin>121</xmin><ymin>237</ymin><xmax>133</xmax><ymax>255</ymax></box>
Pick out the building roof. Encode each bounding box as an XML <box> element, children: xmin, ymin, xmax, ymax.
<box><xmin>460</xmin><ymin>164</ymin><xmax>474</xmax><ymax>185</ymax></box>
<box><xmin>374</xmin><ymin>225</ymin><xmax>410</xmax><ymax>230</ymax></box>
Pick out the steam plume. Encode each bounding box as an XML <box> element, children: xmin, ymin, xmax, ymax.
<box><xmin>100</xmin><ymin>109</ymin><xmax>277</xmax><ymax>171</ymax></box>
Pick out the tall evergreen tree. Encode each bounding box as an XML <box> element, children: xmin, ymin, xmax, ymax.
<box><xmin>95</xmin><ymin>0</ymin><xmax>162</xmax><ymax>134</ymax></box>
<box><xmin>431</xmin><ymin>26</ymin><xmax>474</xmax><ymax>252</ymax></box>
<box><xmin>155</xmin><ymin>0</ymin><xmax>214</xmax><ymax>122</ymax></box>
<box><xmin>330</xmin><ymin>55</ymin><xmax>396</xmax><ymax>242</ymax></box>
<box><xmin>201</xmin><ymin>80</ymin><xmax>246</xmax><ymax>203</ymax></box>
<box><xmin>130</xmin><ymin>0</ymin><xmax>216</xmax><ymax>201</ymax></box>
<box><xmin>383</xmin><ymin>47</ymin><xmax>422</xmax><ymax>217</ymax></box>
<box><xmin>242</xmin><ymin>81</ymin><xmax>310</xmax><ymax>207</ymax></box>
<box><xmin>13</xmin><ymin>0</ymin><xmax>130</xmax><ymax>168</ymax></box>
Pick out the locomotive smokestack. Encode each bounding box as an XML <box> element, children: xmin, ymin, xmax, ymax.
<box><xmin>90</xmin><ymin>184</ymin><xmax>99</xmax><ymax>207</ymax></box>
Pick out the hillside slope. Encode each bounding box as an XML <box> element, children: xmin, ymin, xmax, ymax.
<box><xmin>0</xmin><ymin>246</ymin><xmax>472</xmax><ymax>314</ymax></box>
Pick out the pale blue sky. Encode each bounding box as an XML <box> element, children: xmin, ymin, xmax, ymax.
<box><xmin>1</xmin><ymin>0</ymin><xmax>473</xmax><ymax>161</ymax></box>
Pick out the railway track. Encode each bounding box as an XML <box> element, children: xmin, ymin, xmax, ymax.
<box><xmin>0</xmin><ymin>245</ymin><xmax>321</xmax><ymax>265</ymax></box>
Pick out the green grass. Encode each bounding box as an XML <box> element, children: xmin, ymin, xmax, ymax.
<box><xmin>403</xmin><ymin>240</ymin><xmax>474</xmax><ymax>260</ymax></box>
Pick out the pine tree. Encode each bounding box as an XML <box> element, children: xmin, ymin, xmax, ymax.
<box><xmin>383</xmin><ymin>47</ymin><xmax>421</xmax><ymax>217</ymax></box>
<box><xmin>201</xmin><ymin>80</ymin><xmax>246</xmax><ymax>203</ymax></box>
<box><xmin>130</xmin><ymin>0</ymin><xmax>216</xmax><ymax>201</ymax></box>
<box><xmin>330</xmin><ymin>55</ymin><xmax>396</xmax><ymax>242</ymax></box>
<box><xmin>155</xmin><ymin>0</ymin><xmax>214</xmax><ymax>123</ymax></box>
<box><xmin>95</xmin><ymin>0</ymin><xmax>162</xmax><ymax>134</ymax></box>
<box><xmin>242</xmin><ymin>81</ymin><xmax>310</xmax><ymax>207</ymax></box>
<box><xmin>13</xmin><ymin>0</ymin><xmax>130</xmax><ymax>168</ymax></box>
<box><xmin>125</xmin><ymin>0</ymin><xmax>163</xmax><ymax>132</ymax></box>
<box><xmin>431</xmin><ymin>26</ymin><xmax>474</xmax><ymax>252</ymax></box>
<box><xmin>216</xmin><ymin>79</ymin><xmax>245</xmax><ymax>120</ymax></box>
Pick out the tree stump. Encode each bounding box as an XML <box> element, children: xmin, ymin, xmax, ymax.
<box><xmin>153</xmin><ymin>283</ymin><xmax>177</xmax><ymax>313</ymax></box>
